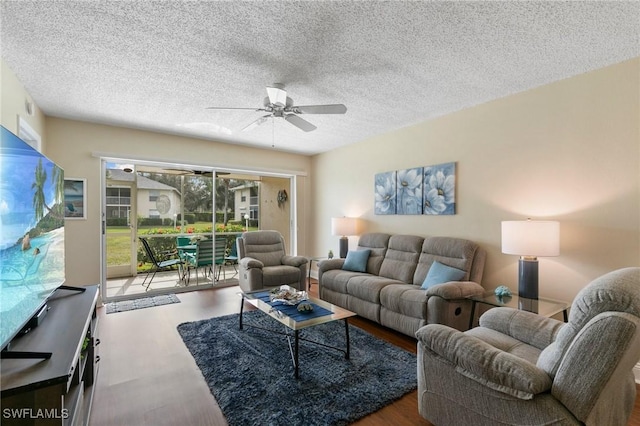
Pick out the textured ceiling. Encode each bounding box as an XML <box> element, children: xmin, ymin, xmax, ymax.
<box><xmin>1</xmin><ymin>1</ymin><xmax>639</xmax><ymax>156</ymax></box>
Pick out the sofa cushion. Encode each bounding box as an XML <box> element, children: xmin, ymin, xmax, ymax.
<box><xmin>413</xmin><ymin>237</ymin><xmax>478</xmax><ymax>284</ymax></box>
<box><xmin>421</xmin><ymin>261</ymin><xmax>467</xmax><ymax>289</ymax></box>
<box><xmin>379</xmin><ymin>235</ymin><xmax>423</xmax><ymax>283</ymax></box>
<box><xmin>342</xmin><ymin>249</ymin><xmax>371</xmax><ymax>272</ymax></box>
<box><xmin>262</xmin><ymin>265</ymin><xmax>302</xmax><ymax>288</ymax></box>
<box><xmin>380</xmin><ymin>284</ymin><xmax>428</xmax><ymax>318</ymax></box>
<box><xmin>537</xmin><ymin>267</ymin><xmax>640</xmax><ymax>378</ymax></box>
<box><xmin>321</xmin><ymin>269</ymin><xmax>367</xmax><ymax>294</ymax></box>
<box><xmin>241</xmin><ymin>231</ymin><xmax>286</xmax><ymax>267</ymax></box>
<box><xmin>465</xmin><ymin>327</ymin><xmax>543</xmax><ymax>365</ymax></box>
<box><xmin>356</xmin><ymin>233</ymin><xmax>390</xmax><ymax>275</ymax></box>
<box><xmin>346</xmin><ymin>275</ymin><xmax>401</xmax><ymax>304</ymax></box>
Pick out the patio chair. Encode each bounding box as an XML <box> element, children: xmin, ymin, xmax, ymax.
<box><xmin>176</xmin><ymin>236</ymin><xmax>195</xmax><ymax>262</ymax></box>
<box><xmin>224</xmin><ymin>237</ymin><xmax>239</xmax><ymax>279</ymax></box>
<box><xmin>185</xmin><ymin>239</ymin><xmax>215</xmax><ymax>285</ymax></box>
<box><xmin>139</xmin><ymin>237</ymin><xmax>184</xmax><ymax>291</ymax></box>
<box><xmin>213</xmin><ymin>236</ymin><xmax>228</xmax><ymax>281</ymax></box>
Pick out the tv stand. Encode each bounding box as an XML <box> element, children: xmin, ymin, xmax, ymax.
<box><xmin>1</xmin><ymin>285</ymin><xmax>99</xmax><ymax>426</ymax></box>
<box><xmin>0</xmin><ymin>350</ymin><xmax>52</xmax><ymax>360</ymax></box>
<box><xmin>58</xmin><ymin>284</ymin><xmax>87</xmax><ymax>292</ymax></box>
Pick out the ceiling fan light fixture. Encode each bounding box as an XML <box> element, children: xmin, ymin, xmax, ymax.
<box><xmin>266</xmin><ymin>84</ymin><xmax>287</xmax><ymax>107</ymax></box>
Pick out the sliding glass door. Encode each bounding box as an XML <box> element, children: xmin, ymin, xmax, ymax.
<box><xmin>101</xmin><ymin>159</ymin><xmax>295</xmax><ymax>302</ymax></box>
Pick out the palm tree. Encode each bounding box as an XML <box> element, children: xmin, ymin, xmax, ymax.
<box><xmin>52</xmin><ymin>165</ymin><xmax>64</xmax><ymax>204</ymax></box>
<box><xmin>32</xmin><ymin>158</ymin><xmax>47</xmax><ymax>221</ymax></box>
<box><xmin>52</xmin><ymin>165</ymin><xmax>64</xmax><ymax>216</ymax></box>
<box><xmin>32</xmin><ymin>159</ymin><xmax>64</xmax><ymax>221</ymax></box>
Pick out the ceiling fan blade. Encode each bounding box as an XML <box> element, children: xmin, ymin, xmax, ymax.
<box><xmin>284</xmin><ymin>114</ymin><xmax>317</xmax><ymax>132</ymax></box>
<box><xmin>206</xmin><ymin>106</ymin><xmax>264</xmax><ymax>111</ymax></box>
<box><xmin>266</xmin><ymin>84</ymin><xmax>287</xmax><ymax>107</ymax></box>
<box><xmin>291</xmin><ymin>104</ymin><xmax>347</xmax><ymax>114</ymax></box>
<box><xmin>242</xmin><ymin>115</ymin><xmax>270</xmax><ymax>132</ymax></box>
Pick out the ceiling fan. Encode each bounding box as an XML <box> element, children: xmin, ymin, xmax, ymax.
<box><xmin>206</xmin><ymin>83</ymin><xmax>347</xmax><ymax>132</ymax></box>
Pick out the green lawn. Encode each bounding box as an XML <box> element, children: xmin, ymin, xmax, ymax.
<box><xmin>106</xmin><ymin>223</ymin><xmax>255</xmax><ymax>270</ymax></box>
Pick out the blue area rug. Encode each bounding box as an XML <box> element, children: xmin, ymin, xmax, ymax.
<box><xmin>105</xmin><ymin>294</ymin><xmax>180</xmax><ymax>313</ymax></box>
<box><xmin>177</xmin><ymin>311</ymin><xmax>417</xmax><ymax>426</ymax></box>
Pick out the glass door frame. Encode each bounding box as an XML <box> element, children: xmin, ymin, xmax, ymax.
<box><xmin>104</xmin><ymin>177</ymin><xmax>137</xmax><ymax>279</ymax></box>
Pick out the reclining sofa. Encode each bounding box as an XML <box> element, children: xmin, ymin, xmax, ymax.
<box><xmin>318</xmin><ymin>233</ymin><xmax>486</xmax><ymax>337</ymax></box>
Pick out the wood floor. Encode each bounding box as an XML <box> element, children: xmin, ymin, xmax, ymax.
<box><xmin>90</xmin><ymin>280</ymin><xmax>640</xmax><ymax>426</ymax></box>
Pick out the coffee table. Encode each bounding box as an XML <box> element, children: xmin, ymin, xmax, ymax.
<box><xmin>239</xmin><ymin>290</ymin><xmax>356</xmax><ymax>378</ymax></box>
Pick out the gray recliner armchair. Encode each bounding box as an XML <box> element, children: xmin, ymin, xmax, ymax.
<box><xmin>236</xmin><ymin>230</ymin><xmax>308</xmax><ymax>292</ymax></box>
<box><xmin>416</xmin><ymin>267</ymin><xmax>640</xmax><ymax>426</ymax></box>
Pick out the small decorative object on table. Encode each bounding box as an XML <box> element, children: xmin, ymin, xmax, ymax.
<box><xmin>269</xmin><ymin>285</ymin><xmax>307</xmax><ymax>305</ymax></box>
<box><xmin>494</xmin><ymin>285</ymin><xmax>512</xmax><ymax>298</ymax></box>
<box><xmin>297</xmin><ymin>302</ymin><xmax>314</xmax><ymax>313</ymax></box>
<box><xmin>328</xmin><ymin>250</ymin><xmax>334</xmax><ymax>259</ymax></box>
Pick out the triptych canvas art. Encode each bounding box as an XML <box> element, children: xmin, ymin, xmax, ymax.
<box><xmin>374</xmin><ymin>162</ymin><xmax>456</xmax><ymax>215</ymax></box>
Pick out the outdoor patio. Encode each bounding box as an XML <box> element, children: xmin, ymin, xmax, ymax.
<box><xmin>106</xmin><ymin>264</ymin><xmax>239</xmax><ymax>299</ymax></box>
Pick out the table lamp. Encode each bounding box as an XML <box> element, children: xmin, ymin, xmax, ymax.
<box><xmin>331</xmin><ymin>217</ymin><xmax>358</xmax><ymax>258</ymax></box>
<box><xmin>501</xmin><ymin>219</ymin><xmax>559</xmax><ymax>299</ymax></box>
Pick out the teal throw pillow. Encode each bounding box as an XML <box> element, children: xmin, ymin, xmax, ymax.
<box><xmin>342</xmin><ymin>249</ymin><xmax>371</xmax><ymax>273</ymax></box>
<box><xmin>421</xmin><ymin>261</ymin><xmax>466</xmax><ymax>289</ymax></box>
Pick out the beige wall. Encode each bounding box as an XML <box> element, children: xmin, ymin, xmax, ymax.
<box><xmin>1</xmin><ymin>60</ymin><xmax>46</xmax><ymax>143</ymax></box>
<box><xmin>260</xmin><ymin>176</ymin><xmax>292</xmax><ymax>248</ymax></box>
<box><xmin>311</xmin><ymin>58</ymin><xmax>640</xmax><ymax>303</ymax></box>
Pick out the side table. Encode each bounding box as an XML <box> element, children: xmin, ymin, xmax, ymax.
<box><xmin>307</xmin><ymin>257</ymin><xmax>328</xmax><ymax>289</ymax></box>
<box><xmin>468</xmin><ymin>292</ymin><xmax>570</xmax><ymax>329</ymax></box>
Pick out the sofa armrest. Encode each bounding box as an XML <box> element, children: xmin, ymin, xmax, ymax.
<box><xmin>318</xmin><ymin>258</ymin><xmax>345</xmax><ymax>272</ymax></box>
<box><xmin>425</xmin><ymin>281</ymin><xmax>484</xmax><ymax>299</ymax></box>
<box><xmin>239</xmin><ymin>257</ymin><xmax>264</xmax><ymax>270</ymax></box>
<box><xmin>281</xmin><ymin>255</ymin><xmax>308</xmax><ymax>267</ymax></box>
<box><xmin>416</xmin><ymin>324</ymin><xmax>552</xmax><ymax>400</ymax></box>
<box><xmin>479</xmin><ymin>308</ymin><xmax>565</xmax><ymax>350</ymax></box>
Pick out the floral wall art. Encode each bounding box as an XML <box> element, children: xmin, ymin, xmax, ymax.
<box><xmin>374</xmin><ymin>162</ymin><xmax>456</xmax><ymax>215</ymax></box>
<box><xmin>396</xmin><ymin>167</ymin><xmax>423</xmax><ymax>215</ymax></box>
<box><xmin>374</xmin><ymin>171</ymin><xmax>396</xmax><ymax>215</ymax></box>
<box><xmin>423</xmin><ymin>162</ymin><xmax>456</xmax><ymax>215</ymax></box>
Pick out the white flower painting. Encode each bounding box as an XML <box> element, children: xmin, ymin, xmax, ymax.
<box><xmin>423</xmin><ymin>162</ymin><xmax>456</xmax><ymax>215</ymax></box>
<box><xmin>396</xmin><ymin>167</ymin><xmax>423</xmax><ymax>215</ymax></box>
<box><xmin>374</xmin><ymin>171</ymin><xmax>396</xmax><ymax>215</ymax></box>
<box><xmin>374</xmin><ymin>162</ymin><xmax>457</xmax><ymax>216</ymax></box>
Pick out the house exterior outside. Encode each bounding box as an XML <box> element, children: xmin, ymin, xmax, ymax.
<box><xmin>106</xmin><ymin>169</ymin><xmax>182</xmax><ymax>223</ymax></box>
<box><xmin>230</xmin><ymin>182</ymin><xmax>259</xmax><ymax>222</ymax></box>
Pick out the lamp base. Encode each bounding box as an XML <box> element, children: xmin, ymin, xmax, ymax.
<box><xmin>518</xmin><ymin>258</ymin><xmax>539</xmax><ymax>300</ymax></box>
<box><xmin>339</xmin><ymin>237</ymin><xmax>348</xmax><ymax>258</ymax></box>
<box><xmin>518</xmin><ymin>298</ymin><xmax>540</xmax><ymax>313</ymax></box>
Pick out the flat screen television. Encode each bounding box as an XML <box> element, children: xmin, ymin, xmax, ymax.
<box><xmin>0</xmin><ymin>125</ymin><xmax>65</xmax><ymax>352</ymax></box>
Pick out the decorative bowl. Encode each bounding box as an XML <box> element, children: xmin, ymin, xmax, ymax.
<box><xmin>269</xmin><ymin>286</ymin><xmax>308</xmax><ymax>305</ymax></box>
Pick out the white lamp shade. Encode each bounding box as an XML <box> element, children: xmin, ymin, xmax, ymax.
<box><xmin>501</xmin><ymin>220</ymin><xmax>560</xmax><ymax>257</ymax></box>
<box><xmin>331</xmin><ymin>217</ymin><xmax>358</xmax><ymax>236</ymax></box>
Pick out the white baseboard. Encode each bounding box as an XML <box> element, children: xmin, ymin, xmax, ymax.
<box><xmin>635</xmin><ymin>362</ymin><xmax>640</xmax><ymax>384</ymax></box>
